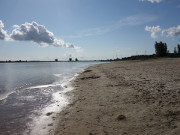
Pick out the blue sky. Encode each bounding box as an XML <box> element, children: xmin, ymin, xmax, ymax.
<box><xmin>0</xmin><ymin>0</ymin><xmax>180</xmax><ymax>60</ymax></box>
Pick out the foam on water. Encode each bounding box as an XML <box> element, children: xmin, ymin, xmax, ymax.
<box><xmin>24</xmin><ymin>77</ymin><xmax>75</xmax><ymax>135</ymax></box>
<box><xmin>27</xmin><ymin>84</ymin><xmax>61</xmax><ymax>89</ymax></box>
<box><xmin>0</xmin><ymin>91</ymin><xmax>15</xmax><ymax>101</ymax></box>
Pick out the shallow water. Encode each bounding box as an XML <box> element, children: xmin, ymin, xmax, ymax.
<box><xmin>0</xmin><ymin>62</ymin><xmax>99</xmax><ymax>135</ymax></box>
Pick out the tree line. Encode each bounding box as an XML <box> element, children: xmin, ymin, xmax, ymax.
<box><xmin>121</xmin><ymin>41</ymin><xmax>180</xmax><ymax>60</ymax></box>
<box><xmin>155</xmin><ymin>41</ymin><xmax>180</xmax><ymax>57</ymax></box>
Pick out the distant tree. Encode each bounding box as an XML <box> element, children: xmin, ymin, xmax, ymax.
<box><xmin>69</xmin><ymin>58</ymin><xmax>72</xmax><ymax>61</ymax></box>
<box><xmin>174</xmin><ymin>47</ymin><xmax>177</xmax><ymax>54</ymax></box>
<box><xmin>177</xmin><ymin>44</ymin><xmax>180</xmax><ymax>54</ymax></box>
<box><xmin>75</xmin><ymin>58</ymin><xmax>78</xmax><ymax>61</ymax></box>
<box><xmin>154</xmin><ymin>41</ymin><xmax>168</xmax><ymax>57</ymax></box>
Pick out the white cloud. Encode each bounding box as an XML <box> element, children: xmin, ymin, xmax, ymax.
<box><xmin>162</xmin><ymin>25</ymin><xmax>180</xmax><ymax>37</ymax></box>
<box><xmin>0</xmin><ymin>20</ymin><xmax>80</xmax><ymax>49</ymax></box>
<box><xmin>145</xmin><ymin>25</ymin><xmax>180</xmax><ymax>39</ymax></box>
<box><xmin>0</xmin><ymin>20</ymin><xmax>4</xmax><ymax>28</ymax></box>
<box><xmin>117</xmin><ymin>14</ymin><xmax>156</xmax><ymax>26</ymax></box>
<box><xmin>145</xmin><ymin>25</ymin><xmax>161</xmax><ymax>38</ymax></box>
<box><xmin>0</xmin><ymin>20</ymin><xmax>9</xmax><ymax>40</ymax></box>
<box><xmin>10</xmin><ymin>21</ymin><xmax>79</xmax><ymax>49</ymax></box>
<box><xmin>139</xmin><ymin>0</ymin><xmax>163</xmax><ymax>3</ymax></box>
<box><xmin>66</xmin><ymin>14</ymin><xmax>156</xmax><ymax>38</ymax></box>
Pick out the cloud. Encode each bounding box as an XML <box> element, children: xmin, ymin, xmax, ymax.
<box><xmin>139</xmin><ymin>0</ymin><xmax>163</xmax><ymax>3</ymax></box>
<box><xmin>0</xmin><ymin>20</ymin><xmax>9</xmax><ymax>40</ymax></box>
<box><xmin>162</xmin><ymin>25</ymin><xmax>180</xmax><ymax>37</ymax></box>
<box><xmin>10</xmin><ymin>22</ymin><xmax>55</xmax><ymax>45</ymax></box>
<box><xmin>145</xmin><ymin>25</ymin><xmax>161</xmax><ymax>38</ymax></box>
<box><xmin>66</xmin><ymin>14</ymin><xmax>156</xmax><ymax>38</ymax></box>
<box><xmin>145</xmin><ymin>25</ymin><xmax>180</xmax><ymax>39</ymax></box>
<box><xmin>117</xmin><ymin>14</ymin><xmax>156</xmax><ymax>26</ymax></box>
<box><xmin>0</xmin><ymin>20</ymin><xmax>79</xmax><ymax>49</ymax></box>
<box><xmin>10</xmin><ymin>21</ymin><xmax>79</xmax><ymax>49</ymax></box>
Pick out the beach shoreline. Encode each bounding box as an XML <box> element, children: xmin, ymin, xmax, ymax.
<box><xmin>54</xmin><ymin>58</ymin><xmax>180</xmax><ymax>135</ymax></box>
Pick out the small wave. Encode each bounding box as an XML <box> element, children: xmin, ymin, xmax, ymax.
<box><xmin>26</xmin><ymin>84</ymin><xmax>62</xmax><ymax>89</ymax></box>
<box><xmin>53</xmin><ymin>74</ymin><xmax>62</xmax><ymax>77</ymax></box>
<box><xmin>0</xmin><ymin>91</ymin><xmax>15</xmax><ymax>101</ymax></box>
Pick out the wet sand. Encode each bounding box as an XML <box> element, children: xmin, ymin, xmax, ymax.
<box><xmin>55</xmin><ymin>58</ymin><xmax>180</xmax><ymax>135</ymax></box>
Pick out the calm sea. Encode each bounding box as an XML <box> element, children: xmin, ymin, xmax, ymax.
<box><xmin>0</xmin><ymin>61</ymin><xmax>100</xmax><ymax>135</ymax></box>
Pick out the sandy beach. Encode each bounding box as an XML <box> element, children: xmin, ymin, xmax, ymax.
<box><xmin>55</xmin><ymin>58</ymin><xmax>180</xmax><ymax>135</ymax></box>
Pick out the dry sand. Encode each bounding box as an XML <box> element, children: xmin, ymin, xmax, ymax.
<box><xmin>55</xmin><ymin>58</ymin><xmax>180</xmax><ymax>135</ymax></box>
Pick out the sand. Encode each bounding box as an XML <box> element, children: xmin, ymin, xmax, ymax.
<box><xmin>54</xmin><ymin>58</ymin><xmax>180</xmax><ymax>135</ymax></box>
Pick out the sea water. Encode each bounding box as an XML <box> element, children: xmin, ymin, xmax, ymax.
<box><xmin>0</xmin><ymin>62</ymin><xmax>99</xmax><ymax>135</ymax></box>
